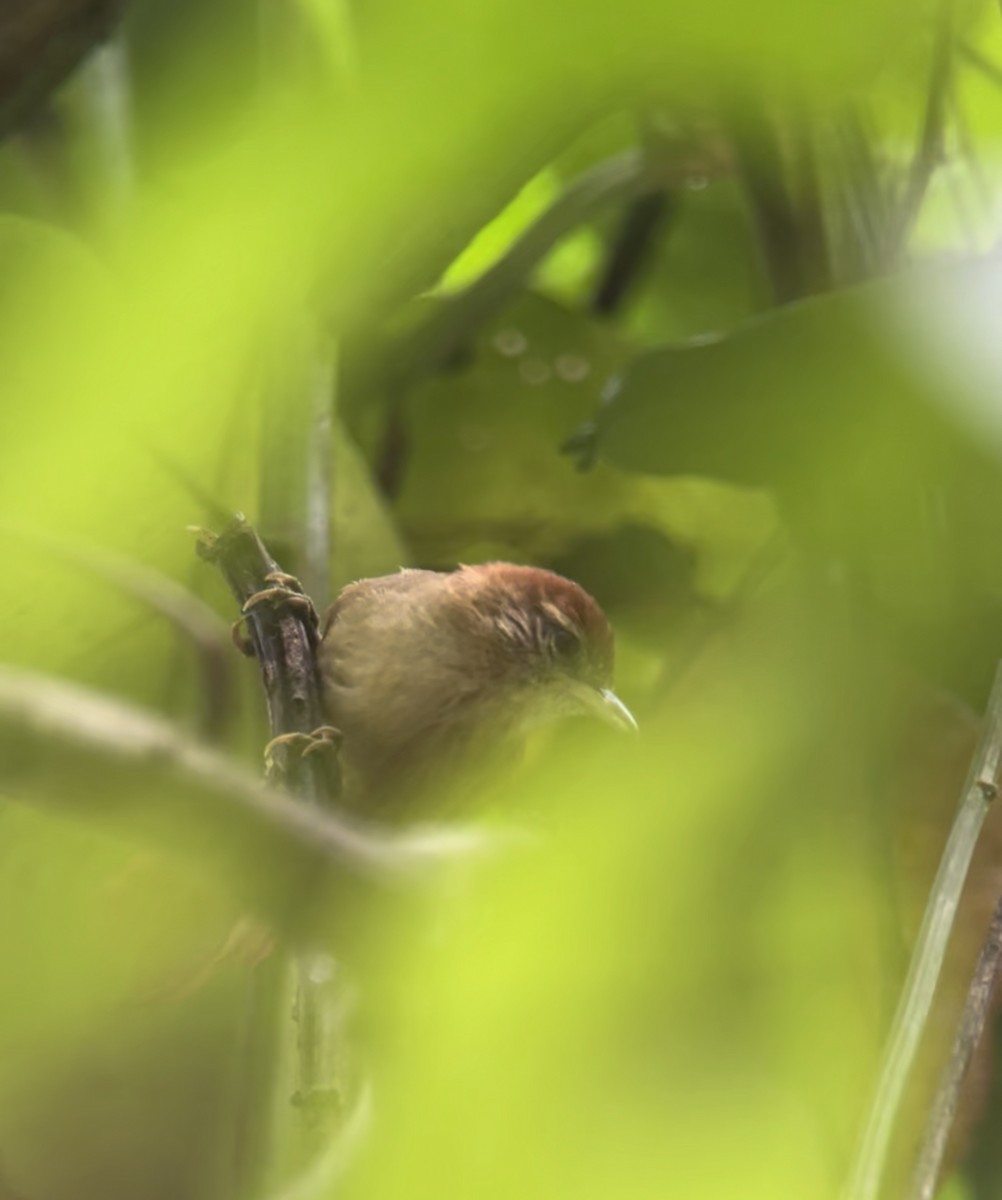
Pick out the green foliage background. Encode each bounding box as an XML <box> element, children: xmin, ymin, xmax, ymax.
<box><xmin>2</xmin><ymin>0</ymin><xmax>1002</xmax><ymax>1198</ymax></box>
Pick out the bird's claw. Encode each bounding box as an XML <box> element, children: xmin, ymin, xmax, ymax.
<box><xmin>264</xmin><ymin>726</ymin><xmax>342</xmax><ymax>774</ymax></box>
<box><xmin>137</xmin><ymin>915</ymin><xmax>277</xmax><ymax>1004</ymax></box>
<box><xmin>243</xmin><ymin>571</ymin><xmax>320</xmax><ymax>633</ymax></box>
<box><xmin>230</xmin><ymin>615</ymin><xmax>256</xmax><ymax>657</ymax></box>
<box><xmin>243</xmin><ymin>587</ymin><xmax>316</xmax><ymax>617</ymax></box>
<box><xmin>263</xmin><ymin>570</ymin><xmax>304</xmax><ymax>591</ymax></box>
<box><xmin>300</xmin><ymin>725</ymin><xmax>343</xmax><ymax>758</ymax></box>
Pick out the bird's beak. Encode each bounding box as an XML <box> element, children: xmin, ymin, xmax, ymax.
<box><xmin>597</xmin><ymin>688</ymin><xmax>639</xmax><ymax>732</ymax></box>
<box><xmin>570</xmin><ymin>683</ymin><xmax>638</xmax><ymax>733</ymax></box>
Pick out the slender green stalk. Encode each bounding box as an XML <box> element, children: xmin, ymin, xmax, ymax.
<box><xmin>78</xmin><ymin>34</ymin><xmax>133</xmax><ymax>213</ymax></box>
<box><xmin>387</xmin><ymin>150</ymin><xmax>651</xmax><ymax>388</ymax></box>
<box><xmin>3</xmin><ymin>525</ymin><xmax>233</xmax><ymax>740</ymax></box>
<box><xmin>843</xmin><ymin>660</ymin><xmax>1002</xmax><ymax>1200</ymax></box>
<box><xmin>885</xmin><ymin>0</ymin><xmax>954</xmax><ymax>262</ymax></box>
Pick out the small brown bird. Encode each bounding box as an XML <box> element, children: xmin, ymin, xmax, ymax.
<box><xmin>319</xmin><ymin>562</ymin><xmax>635</xmax><ymax>816</ymax></box>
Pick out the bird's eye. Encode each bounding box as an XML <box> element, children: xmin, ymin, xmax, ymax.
<box><xmin>549</xmin><ymin>623</ymin><xmax>580</xmax><ymax>659</ymax></box>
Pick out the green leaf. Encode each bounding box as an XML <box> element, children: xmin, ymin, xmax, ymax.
<box><xmin>394</xmin><ymin>290</ymin><xmax>775</xmax><ymax>617</ymax></box>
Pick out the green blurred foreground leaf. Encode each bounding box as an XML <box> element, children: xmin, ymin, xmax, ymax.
<box><xmin>0</xmin><ymin>0</ymin><xmax>989</xmax><ymax>1198</ymax></box>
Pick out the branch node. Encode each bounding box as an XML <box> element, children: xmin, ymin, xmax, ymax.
<box><xmin>976</xmin><ymin>778</ymin><xmax>998</xmax><ymax>802</ymax></box>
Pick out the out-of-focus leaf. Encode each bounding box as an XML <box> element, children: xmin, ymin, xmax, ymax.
<box><xmin>0</xmin><ymin>4</ymin><xmax>985</xmax><ymax>1198</ymax></box>
<box><xmin>437</xmin><ymin>171</ymin><xmax>567</xmax><ymax>294</ymax></box>
<box><xmin>330</xmin><ymin>419</ymin><xmax>409</xmax><ymax>592</ymax></box>
<box><xmin>0</xmin><ymin>804</ymin><xmax>251</xmax><ymax>1200</ymax></box>
<box><xmin>582</xmin><ymin>256</ymin><xmax>1002</xmax><ymax>695</ymax></box>
<box><xmin>394</xmin><ymin>291</ymin><xmax>775</xmax><ymax>612</ymax></box>
<box><xmin>587</xmin><ymin>258</ymin><xmax>1002</xmax><ymax>533</ymax></box>
<box><xmin>0</xmin><ymin>216</ymin><xmax>205</xmax><ymax>708</ymax></box>
<box><xmin>0</xmin><ymin>0</ymin><xmax>125</xmax><ymax>134</ymax></box>
<box><xmin>623</xmin><ymin>179</ymin><xmax>767</xmax><ymax>342</ymax></box>
<box><xmin>0</xmin><ymin>0</ymin><xmax>922</xmax><ymax>711</ymax></box>
<box><xmin>589</xmin><ymin>277</ymin><xmax>935</xmax><ymax>486</ymax></box>
<box><xmin>345</xmin><ymin>596</ymin><xmax>893</xmax><ymax>1200</ymax></box>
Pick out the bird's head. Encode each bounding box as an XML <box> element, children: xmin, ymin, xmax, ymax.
<box><xmin>445</xmin><ymin>563</ymin><xmax>637</xmax><ymax>735</ymax></box>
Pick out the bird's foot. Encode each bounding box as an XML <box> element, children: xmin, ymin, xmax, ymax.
<box><xmin>264</xmin><ymin>725</ymin><xmax>342</xmax><ymax>775</ymax></box>
<box><xmin>230</xmin><ymin>615</ymin><xmax>256</xmax><ymax>657</ymax></box>
<box><xmin>243</xmin><ymin>571</ymin><xmax>320</xmax><ymax>632</ymax></box>
<box><xmin>262</xmin><ymin>570</ymin><xmax>304</xmax><ymax>590</ymax></box>
<box><xmin>137</xmin><ymin>915</ymin><xmax>277</xmax><ymax>1005</ymax></box>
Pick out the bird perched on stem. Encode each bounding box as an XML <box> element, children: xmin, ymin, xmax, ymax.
<box><xmin>319</xmin><ymin>562</ymin><xmax>635</xmax><ymax>817</ymax></box>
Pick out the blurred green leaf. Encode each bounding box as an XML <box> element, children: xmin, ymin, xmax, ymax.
<box><xmin>586</xmin><ymin>264</ymin><xmax>1002</xmax><ymax>551</ymax></box>
<box><xmin>345</xmin><ymin>602</ymin><xmax>893</xmax><ymax>1200</ymax></box>
<box><xmin>394</xmin><ymin>290</ymin><xmax>775</xmax><ymax>606</ymax></box>
<box><xmin>622</xmin><ymin>180</ymin><xmax>768</xmax><ymax>342</ymax></box>
<box><xmin>0</xmin><ymin>1</ymin><xmax>998</xmax><ymax>1197</ymax></box>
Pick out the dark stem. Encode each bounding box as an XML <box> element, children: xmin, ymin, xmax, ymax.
<box><xmin>364</xmin><ymin>150</ymin><xmax>661</xmax><ymax>501</ymax></box>
<box><xmin>384</xmin><ymin>149</ymin><xmax>653</xmax><ymax>390</ymax></box>
<box><xmin>727</xmin><ymin>100</ymin><xmax>808</xmax><ymax>303</ymax></box>
<box><xmin>197</xmin><ymin>515</ymin><xmax>337</xmax><ymax>806</ymax></box>
<box><xmin>374</xmin><ymin>387</ymin><xmax>410</xmax><ymax>503</ymax></box>
<box><xmin>788</xmin><ymin>112</ymin><xmax>832</xmax><ymax>294</ymax></box>
<box><xmin>590</xmin><ymin>190</ymin><xmax>677</xmax><ymax>318</ymax></box>
<box><xmin>198</xmin><ymin>512</ymin><xmax>338</xmax><ymax>1195</ymax></box>
<box><xmin>908</xmin><ymin>896</ymin><xmax>1002</xmax><ymax>1200</ymax></box>
<box><xmin>245</xmin><ymin>292</ymin><xmax>337</xmax><ymax>1186</ymax></box>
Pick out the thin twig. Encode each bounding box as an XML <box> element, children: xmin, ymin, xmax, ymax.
<box><xmin>198</xmin><ymin>511</ymin><xmax>336</xmax><ymax>1193</ymax></box>
<box><xmin>385</xmin><ymin>150</ymin><xmax>654</xmax><ymax>387</ymax></box>
<box><xmin>273</xmin><ymin>1079</ymin><xmax>373</xmax><ymax>1200</ymax></box>
<box><xmin>834</xmin><ymin>107</ymin><xmax>889</xmax><ymax>282</ymax></box>
<box><xmin>256</xmin><ymin>321</ymin><xmax>343</xmax><ymax>1172</ymax></box>
<box><xmin>947</xmin><ymin>77</ymin><xmax>994</xmax><ymax>234</ymax></box>
<box><xmin>843</xmin><ymin>660</ymin><xmax>1002</xmax><ymax>1200</ymax></box>
<box><xmin>220</xmin><ymin>316</ymin><xmax>339</xmax><ymax>1190</ymax></box>
<box><xmin>199</xmin><ymin>506</ymin><xmax>333</xmax><ymax>1190</ymax></box>
<box><xmin>196</xmin><ymin>515</ymin><xmax>337</xmax><ymax>804</ymax></box>
<box><xmin>292</xmin><ymin>341</ymin><xmax>344</xmax><ymax>1172</ymax></box>
<box><xmin>653</xmin><ymin>530</ymin><xmax>789</xmax><ymax>701</ymax></box>
<box><xmin>958</xmin><ymin>41</ymin><xmax>1002</xmax><ymax>90</ymax></box>
<box><xmin>788</xmin><ymin>107</ymin><xmax>833</xmax><ymax>294</ymax></box>
<box><xmin>302</xmin><ymin>347</ymin><xmax>335</xmax><ymax>606</ymax></box>
<box><xmin>75</xmin><ymin>31</ymin><xmax>133</xmax><ymax>221</ymax></box>
<box><xmin>886</xmin><ymin>0</ymin><xmax>954</xmax><ymax>262</ymax></box>
<box><xmin>590</xmin><ymin>190</ymin><xmax>676</xmax><ymax>317</ymax></box>
<box><xmin>3</xmin><ymin>524</ymin><xmax>234</xmax><ymax>740</ymax></box>
<box><xmin>367</xmin><ymin>148</ymin><xmax>668</xmax><ymax>495</ymax></box>
<box><xmin>0</xmin><ymin>664</ymin><xmax>498</xmax><ymax>916</ymax></box>
<box><xmin>248</xmin><ymin>0</ymin><xmax>345</xmax><ymax>1147</ymax></box>
<box><xmin>908</xmin><ymin>894</ymin><xmax>1002</xmax><ymax>1200</ymax></box>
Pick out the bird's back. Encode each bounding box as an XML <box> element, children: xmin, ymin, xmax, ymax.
<box><xmin>319</xmin><ymin>570</ymin><xmax>507</xmax><ymax>816</ymax></box>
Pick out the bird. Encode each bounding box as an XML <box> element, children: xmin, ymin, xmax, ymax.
<box><xmin>318</xmin><ymin>562</ymin><xmax>636</xmax><ymax>817</ymax></box>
